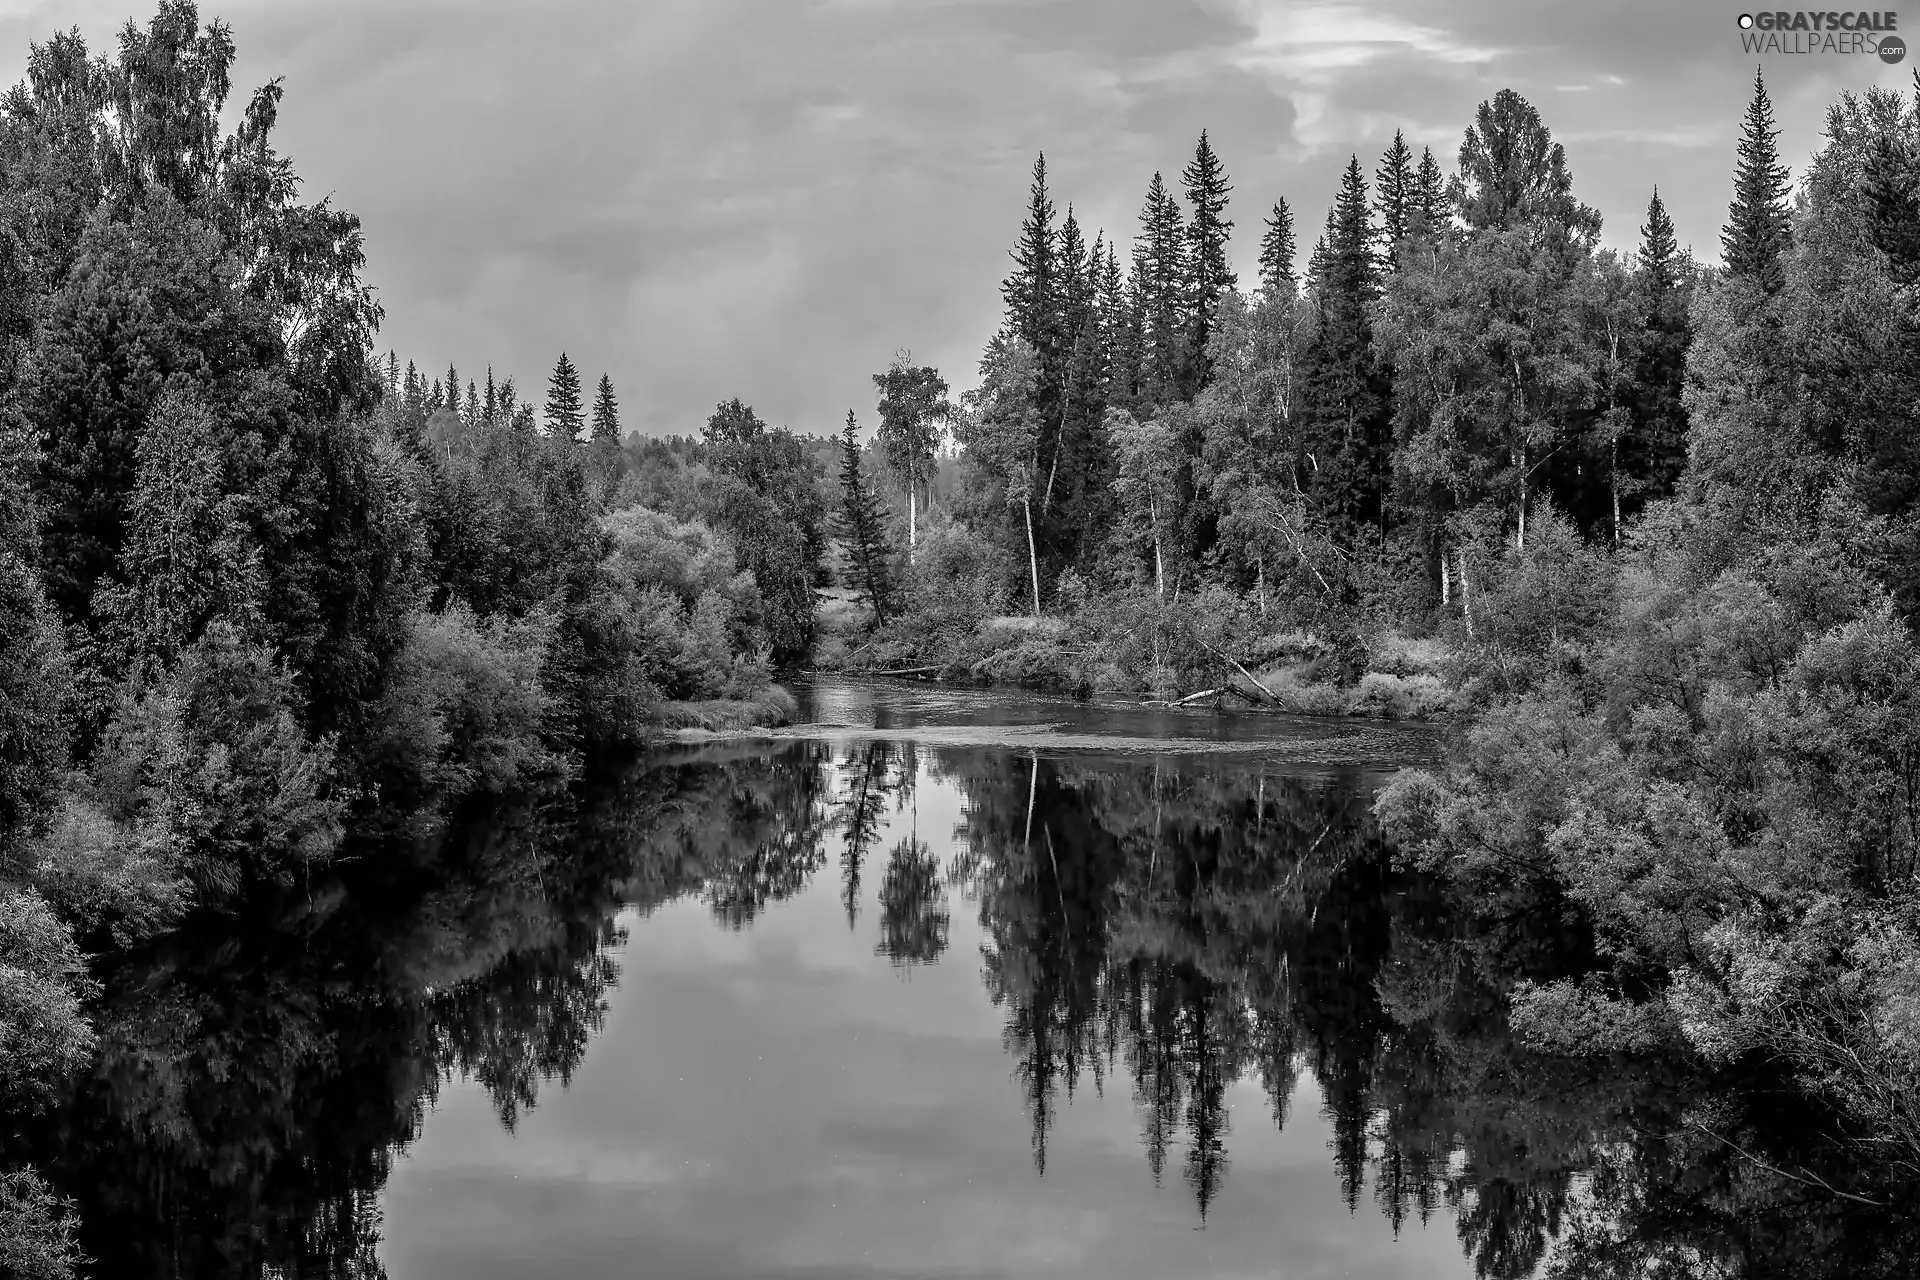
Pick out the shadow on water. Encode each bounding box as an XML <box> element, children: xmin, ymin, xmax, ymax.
<box><xmin>12</xmin><ymin>680</ymin><xmax>1920</xmax><ymax>1277</ymax></box>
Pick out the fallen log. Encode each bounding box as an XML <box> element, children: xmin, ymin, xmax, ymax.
<box><xmin>1194</xmin><ymin>638</ymin><xmax>1279</xmax><ymax>704</ymax></box>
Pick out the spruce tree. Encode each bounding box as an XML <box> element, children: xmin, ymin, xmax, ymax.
<box><xmin>1259</xmin><ymin>199</ymin><xmax>1297</xmax><ymax>298</ymax></box>
<box><xmin>836</xmin><ymin>410</ymin><xmax>894</xmax><ymax>626</ymax></box>
<box><xmin>445</xmin><ymin>363</ymin><xmax>461</xmax><ymax>416</ymax></box>
<box><xmin>1100</xmin><ymin>239</ymin><xmax>1137</xmax><ymax>408</ymax></box>
<box><xmin>1133</xmin><ymin>171</ymin><xmax>1188</xmax><ymax>407</ymax></box>
<box><xmin>464</xmin><ymin>380</ymin><xmax>480</xmax><ymax>424</ymax></box>
<box><xmin>1181</xmin><ymin>131</ymin><xmax>1235</xmax><ymax>392</ymax></box>
<box><xmin>1641</xmin><ymin>186</ymin><xmax>1682</xmax><ymax>295</ymax></box>
<box><xmin>1375</xmin><ymin>130</ymin><xmax>1414</xmax><ymax>265</ymax></box>
<box><xmin>1301</xmin><ymin>156</ymin><xmax>1391</xmax><ymax>550</ymax></box>
<box><xmin>1723</xmin><ymin>67</ymin><xmax>1792</xmax><ymax>291</ymax></box>
<box><xmin>591</xmin><ymin>374</ymin><xmax>621</xmax><ymax>446</ymax></box>
<box><xmin>1002</xmin><ymin>153</ymin><xmax>1061</xmax><ymax>367</ymax></box>
<box><xmin>1411</xmin><ymin>146</ymin><xmax>1447</xmax><ymax>239</ymax></box>
<box><xmin>545</xmin><ymin>352</ymin><xmax>585</xmax><ymax>439</ymax></box>
<box><xmin>482</xmin><ymin>367</ymin><xmax>497</xmax><ymax>423</ymax></box>
<box><xmin>1626</xmin><ymin>187</ymin><xmax>1692</xmax><ymax>510</ymax></box>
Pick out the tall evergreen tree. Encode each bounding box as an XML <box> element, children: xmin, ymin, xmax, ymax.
<box><xmin>1624</xmin><ymin>187</ymin><xmax>1692</xmax><ymax>514</ymax></box>
<box><xmin>1002</xmin><ymin>153</ymin><xmax>1061</xmax><ymax>369</ymax></box>
<box><xmin>1301</xmin><ymin>156</ymin><xmax>1391</xmax><ymax>553</ymax></box>
<box><xmin>482</xmin><ymin>367</ymin><xmax>497</xmax><ymax>423</ymax></box>
<box><xmin>1723</xmin><ymin>68</ymin><xmax>1793</xmax><ymax>291</ymax></box>
<box><xmin>591</xmin><ymin>374</ymin><xmax>621</xmax><ymax>446</ymax></box>
<box><xmin>445</xmin><ymin>362</ymin><xmax>461</xmax><ymax>417</ymax></box>
<box><xmin>1375</xmin><ymin>130</ymin><xmax>1414</xmax><ymax>264</ymax></box>
<box><xmin>1259</xmin><ymin>199</ymin><xmax>1297</xmax><ymax>298</ymax></box>
<box><xmin>1133</xmin><ymin>171</ymin><xmax>1188</xmax><ymax>407</ymax></box>
<box><xmin>1181</xmin><ymin>131</ymin><xmax>1235</xmax><ymax>392</ymax></box>
<box><xmin>835</xmin><ymin>411</ymin><xmax>894</xmax><ymax>627</ymax></box>
<box><xmin>544</xmin><ymin>351</ymin><xmax>585</xmax><ymax>439</ymax></box>
<box><xmin>464</xmin><ymin>379</ymin><xmax>480</xmax><ymax>424</ymax></box>
<box><xmin>1411</xmin><ymin>146</ymin><xmax>1447</xmax><ymax>239</ymax></box>
<box><xmin>1100</xmin><ymin>239</ymin><xmax>1138</xmax><ymax>408</ymax></box>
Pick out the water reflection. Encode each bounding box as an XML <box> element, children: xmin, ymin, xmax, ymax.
<box><xmin>15</xmin><ymin>700</ymin><xmax>1920</xmax><ymax>1278</ymax></box>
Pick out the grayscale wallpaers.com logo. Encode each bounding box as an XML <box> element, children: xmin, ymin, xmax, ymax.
<box><xmin>1738</xmin><ymin>11</ymin><xmax>1907</xmax><ymax>61</ymax></box>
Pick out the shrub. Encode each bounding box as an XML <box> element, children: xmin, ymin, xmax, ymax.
<box><xmin>367</xmin><ymin>605</ymin><xmax>570</xmax><ymax>797</ymax></box>
<box><xmin>92</xmin><ymin>624</ymin><xmax>342</xmax><ymax>901</ymax></box>
<box><xmin>26</xmin><ymin>796</ymin><xmax>189</xmax><ymax>949</ymax></box>
<box><xmin>0</xmin><ymin>888</ymin><xmax>94</xmax><ymax>1114</ymax></box>
<box><xmin>0</xmin><ymin>1168</ymin><xmax>84</xmax><ymax>1280</ymax></box>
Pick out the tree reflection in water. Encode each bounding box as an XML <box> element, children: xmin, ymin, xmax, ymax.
<box><xmin>11</xmin><ymin>741</ymin><xmax>1920</xmax><ymax>1278</ymax></box>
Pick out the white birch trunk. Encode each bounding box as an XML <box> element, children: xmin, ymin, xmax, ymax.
<box><xmin>1024</xmin><ymin>499</ymin><xmax>1041</xmax><ymax>617</ymax></box>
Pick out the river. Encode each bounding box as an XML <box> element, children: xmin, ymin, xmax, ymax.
<box><xmin>20</xmin><ymin>678</ymin><xmax>1914</xmax><ymax>1278</ymax></box>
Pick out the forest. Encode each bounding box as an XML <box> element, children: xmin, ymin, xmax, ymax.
<box><xmin>2</xmin><ymin>0</ymin><xmax>1920</xmax><ymax>1274</ymax></box>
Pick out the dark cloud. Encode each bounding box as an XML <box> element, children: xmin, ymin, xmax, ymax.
<box><xmin>2</xmin><ymin>0</ymin><xmax>1912</xmax><ymax>435</ymax></box>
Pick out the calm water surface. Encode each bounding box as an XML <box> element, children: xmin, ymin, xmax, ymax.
<box><xmin>382</xmin><ymin>682</ymin><xmax>1457</xmax><ymax>1279</ymax></box>
<box><xmin>27</xmin><ymin>679</ymin><xmax>1914</xmax><ymax>1278</ymax></box>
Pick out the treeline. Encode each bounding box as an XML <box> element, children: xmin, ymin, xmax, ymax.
<box><xmin>899</xmin><ymin>95</ymin><xmax>1701</xmax><ymax>632</ymax></box>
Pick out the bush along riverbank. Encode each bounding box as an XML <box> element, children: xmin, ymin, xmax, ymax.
<box><xmin>813</xmin><ymin>580</ymin><xmax>1459</xmax><ymax>720</ymax></box>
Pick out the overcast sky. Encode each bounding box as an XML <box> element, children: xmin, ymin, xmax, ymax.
<box><xmin>2</xmin><ymin>0</ymin><xmax>1914</xmax><ymax>436</ymax></box>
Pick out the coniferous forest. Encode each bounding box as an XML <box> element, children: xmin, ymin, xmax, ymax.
<box><xmin>4</xmin><ymin>2</ymin><xmax>1920</xmax><ymax>1275</ymax></box>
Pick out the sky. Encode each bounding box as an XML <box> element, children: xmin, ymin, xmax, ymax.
<box><xmin>1</xmin><ymin>0</ymin><xmax>1915</xmax><ymax>437</ymax></box>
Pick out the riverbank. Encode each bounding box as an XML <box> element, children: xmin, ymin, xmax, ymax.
<box><xmin>808</xmin><ymin>587</ymin><xmax>1459</xmax><ymax>721</ymax></box>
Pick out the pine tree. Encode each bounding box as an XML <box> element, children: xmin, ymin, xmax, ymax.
<box><xmin>1133</xmin><ymin>171</ymin><xmax>1188</xmax><ymax>407</ymax></box>
<box><xmin>836</xmin><ymin>410</ymin><xmax>894</xmax><ymax>627</ymax></box>
<box><xmin>464</xmin><ymin>380</ymin><xmax>480</xmax><ymax>424</ymax></box>
<box><xmin>544</xmin><ymin>351</ymin><xmax>585</xmax><ymax>439</ymax></box>
<box><xmin>1002</xmin><ymin>153</ymin><xmax>1061</xmax><ymax>366</ymax></box>
<box><xmin>445</xmin><ymin>363</ymin><xmax>461</xmax><ymax>416</ymax></box>
<box><xmin>428</xmin><ymin>377</ymin><xmax>444</xmax><ymax>414</ymax></box>
<box><xmin>1259</xmin><ymin>199</ymin><xmax>1297</xmax><ymax>298</ymax></box>
<box><xmin>1723</xmin><ymin>67</ymin><xmax>1792</xmax><ymax>291</ymax></box>
<box><xmin>1306</xmin><ymin>232</ymin><xmax>1330</xmax><ymax>301</ymax></box>
<box><xmin>1411</xmin><ymin>146</ymin><xmax>1447</xmax><ymax>239</ymax></box>
<box><xmin>1375</xmin><ymin>130</ymin><xmax>1414</xmax><ymax>265</ymax></box>
<box><xmin>591</xmin><ymin>374</ymin><xmax>621</xmax><ymax>446</ymax></box>
<box><xmin>1626</xmin><ymin>186</ymin><xmax>1692</xmax><ymax>513</ymax></box>
<box><xmin>1100</xmin><ymin>239</ymin><xmax>1137</xmax><ymax>408</ymax></box>
<box><xmin>1641</xmin><ymin>186</ymin><xmax>1681</xmax><ymax>294</ymax></box>
<box><xmin>483</xmin><ymin>367</ymin><xmax>497</xmax><ymax>423</ymax></box>
<box><xmin>1301</xmin><ymin>157</ymin><xmax>1391</xmax><ymax>552</ymax></box>
<box><xmin>403</xmin><ymin>360</ymin><xmax>422</xmax><ymax>413</ymax></box>
<box><xmin>1181</xmin><ymin>131</ymin><xmax>1235</xmax><ymax>392</ymax></box>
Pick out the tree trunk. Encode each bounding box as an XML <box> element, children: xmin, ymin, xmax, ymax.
<box><xmin>1611</xmin><ymin>437</ymin><xmax>1621</xmax><ymax>549</ymax></box>
<box><xmin>1440</xmin><ymin>545</ymin><xmax>1451</xmax><ymax>607</ymax></box>
<box><xmin>908</xmin><ymin>476</ymin><xmax>918</xmax><ymax>564</ymax></box>
<box><xmin>1024</xmin><ymin>498</ymin><xmax>1041</xmax><ymax>617</ymax></box>
<box><xmin>1149</xmin><ymin>490</ymin><xmax>1165</xmax><ymax>600</ymax></box>
<box><xmin>1517</xmin><ymin>446</ymin><xmax>1528</xmax><ymax>553</ymax></box>
<box><xmin>1256</xmin><ymin>553</ymin><xmax>1266</xmax><ymax>617</ymax></box>
<box><xmin>1458</xmin><ymin>547</ymin><xmax>1474</xmax><ymax>639</ymax></box>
